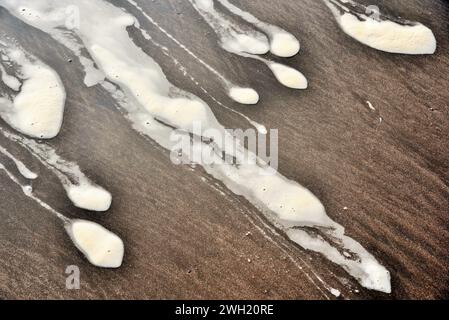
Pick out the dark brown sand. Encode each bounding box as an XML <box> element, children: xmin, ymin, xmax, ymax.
<box><xmin>0</xmin><ymin>0</ymin><xmax>448</xmax><ymax>299</ymax></box>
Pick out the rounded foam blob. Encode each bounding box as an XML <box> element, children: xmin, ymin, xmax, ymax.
<box><xmin>228</xmin><ymin>87</ymin><xmax>260</xmax><ymax>105</ymax></box>
<box><xmin>68</xmin><ymin>220</ymin><xmax>124</xmax><ymax>268</ymax></box>
<box><xmin>270</xmin><ymin>32</ymin><xmax>300</xmax><ymax>57</ymax></box>
<box><xmin>67</xmin><ymin>184</ymin><xmax>112</xmax><ymax>212</ymax></box>
<box><xmin>269</xmin><ymin>63</ymin><xmax>308</xmax><ymax>89</ymax></box>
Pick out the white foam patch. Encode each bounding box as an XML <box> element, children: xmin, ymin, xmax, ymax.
<box><xmin>66</xmin><ymin>184</ymin><xmax>112</xmax><ymax>212</ymax></box>
<box><xmin>0</xmin><ymin>0</ymin><xmax>390</xmax><ymax>293</ymax></box>
<box><xmin>330</xmin><ymin>288</ymin><xmax>341</xmax><ymax>297</ymax></box>
<box><xmin>0</xmin><ymin>46</ymin><xmax>66</xmax><ymax>138</ymax></box>
<box><xmin>338</xmin><ymin>14</ymin><xmax>436</xmax><ymax>55</ymax></box>
<box><xmin>0</xmin><ymin>127</ymin><xmax>112</xmax><ymax>211</ymax></box>
<box><xmin>228</xmin><ymin>87</ymin><xmax>259</xmax><ymax>105</ymax></box>
<box><xmin>269</xmin><ymin>62</ymin><xmax>308</xmax><ymax>89</ymax></box>
<box><xmin>216</xmin><ymin>0</ymin><xmax>301</xmax><ymax>57</ymax></box>
<box><xmin>326</xmin><ymin>0</ymin><xmax>436</xmax><ymax>55</ymax></box>
<box><xmin>270</xmin><ymin>32</ymin><xmax>301</xmax><ymax>58</ymax></box>
<box><xmin>67</xmin><ymin>219</ymin><xmax>124</xmax><ymax>268</ymax></box>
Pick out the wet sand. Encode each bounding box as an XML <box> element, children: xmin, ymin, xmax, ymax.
<box><xmin>0</xmin><ymin>0</ymin><xmax>448</xmax><ymax>299</ymax></box>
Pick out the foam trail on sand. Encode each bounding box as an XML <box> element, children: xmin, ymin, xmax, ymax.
<box><xmin>0</xmin><ymin>127</ymin><xmax>112</xmax><ymax>212</ymax></box>
<box><xmin>216</xmin><ymin>0</ymin><xmax>301</xmax><ymax>57</ymax></box>
<box><xmin>132</xmin><ymin>18</ymin><xmax>267</xmax><ymax>133</ymax></box>
<box><xmin>189</xmin><ymin>0</ymin><xmax>308</xmax><ymax>89</ymax></box>
<box><xmin>0</xmin><ymin>161</ymin><xmax>124</xmax><ymax>268</ymax></box>
<box><xmin>126</xmin><ymin>0</ymin><xmax>259</xmax><ymax>105</ymax></box>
